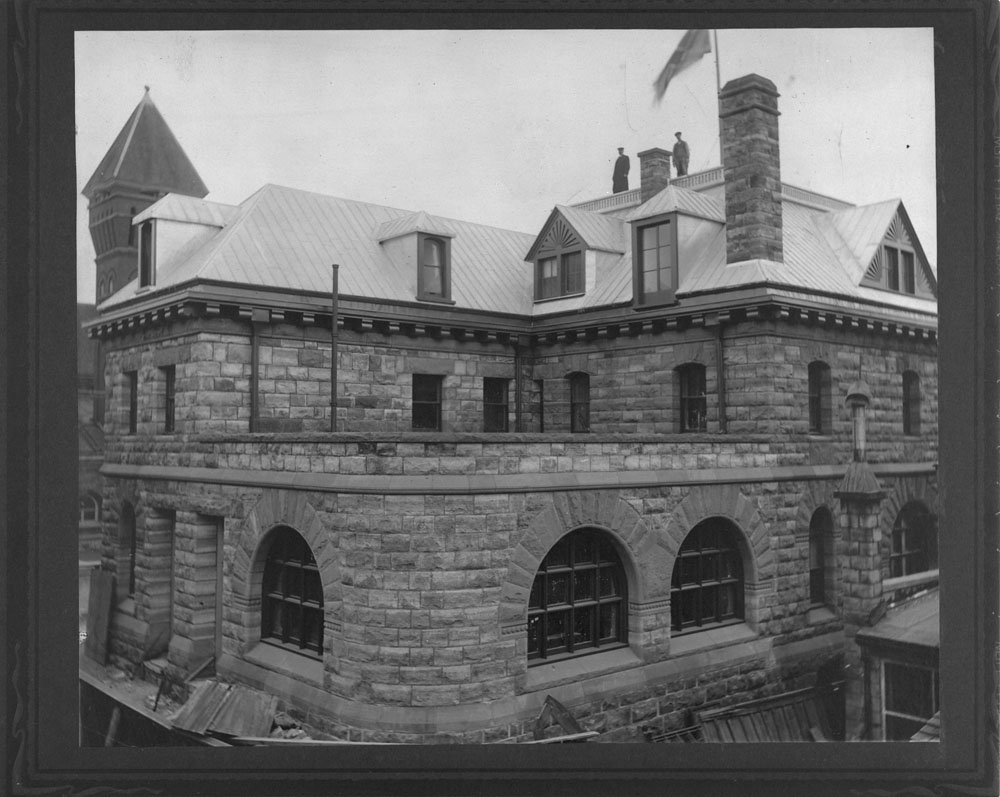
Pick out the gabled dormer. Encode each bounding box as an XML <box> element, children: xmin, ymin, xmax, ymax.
<box><xmin>375</xmin><ymin>211</ymin><xmax>455</xmax><ymax>304</ymax></box>
<box><xmin>860</xmin><ymin>205</ymin><xmax>937</xmax><ymax>299</ymax></box>
<box><xmin>525</xmin><ymin>206</ymin><xmax>625</xmax><ymax>304</ymax></box>
<box><xmin>130</xmin><ymin>194</ymin><xmax>237</xmax><ymax>293</ymax></box>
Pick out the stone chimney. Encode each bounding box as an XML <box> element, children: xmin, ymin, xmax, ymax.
<box><xmin>638</xmin><ymin>147</ymin><xmax>672</xmax><ymax>203</ymax></box>
<box><xmin>719</xmin><ymin>74</ymin><xmax>782</xmax><ymax>264</ymax></box>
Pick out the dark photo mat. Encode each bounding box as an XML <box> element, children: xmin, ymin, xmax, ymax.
<box><xmin>2</xmin><ymin>1</ymin><xmax>997</xmax><ymax>794</ymax></box>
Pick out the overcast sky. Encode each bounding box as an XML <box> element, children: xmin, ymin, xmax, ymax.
<box><xmin>75</xmin><ymin>28</ymin><xmax>936</xmax><ymax>303</ymax></box>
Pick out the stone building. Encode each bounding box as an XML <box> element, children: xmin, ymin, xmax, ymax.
<box><xmin>82</xmin><ymin>74</ymin><xmax>940</xmax><ymax>743</ymax></box>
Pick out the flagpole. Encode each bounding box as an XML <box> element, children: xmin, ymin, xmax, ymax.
<box><xmin>714</xmin><ymin>30</ymin><xmax>722</xmax><ymax>166</ymax></box>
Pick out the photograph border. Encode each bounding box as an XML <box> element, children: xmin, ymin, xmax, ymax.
<box><xmin>3</xmin><ymin>1</ymin><xmax>998</xmax><ymax>794</ymax></box>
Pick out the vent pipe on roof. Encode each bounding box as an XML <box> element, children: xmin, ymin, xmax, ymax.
<box><xmin>720</xmin><ymin>74</ymin><xmax>783</xmax><ymax>264</ymax></box>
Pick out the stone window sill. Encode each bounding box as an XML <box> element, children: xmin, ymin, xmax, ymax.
<box><xmin>668</xmin><ymin>622</ymin><xmax>757</xmax><ymax>658</ymax></box>
<box><xmin>807</xmin><ymin>606</ymin><xmax>837</xmax><ymax>625</ymax></box>
<box><xmin>525</xmin><ymin>646</ymin><xmax>641</xmax><ymax>693</ymax></box>
<box><xmin>245</xmin><ymin>642</ymin><xmax>323</xmax><ymax>686</ymax></box>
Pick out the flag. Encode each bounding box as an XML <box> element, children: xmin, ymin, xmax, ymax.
<box><xmin>652</xmin><ymin>29</ymin><xmax>712</xmax><ymax>103</ymax></box>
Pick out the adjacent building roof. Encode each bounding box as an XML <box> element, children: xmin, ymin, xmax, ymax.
<box><xmin>857</xmin><ymin>589</ymin><xmax>939</xmax><ymax>652</ymax></box>
<box><xmin>82</xmin><ymin>89</ymin><xmax>208</xmax><ymax>200</ymax></box>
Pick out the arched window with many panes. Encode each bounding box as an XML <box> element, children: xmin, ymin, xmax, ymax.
<box><xmin>261</xmin><ymin>526</ymin><xmax>324</xmax><ymax>658</ymax></box>
<box><xmin>671</xmin><ymin>518</ymin><xmax>744</xmax><ymax>634</ymax></box>
<box><xmin>527</xmin><ymin>528</ymin><xmax>627</xmax><ymax>663</ymax></box>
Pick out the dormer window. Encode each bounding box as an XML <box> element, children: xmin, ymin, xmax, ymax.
<box><xmin>418</xmin><ymin>234</ymin><xmax>451</xmax><ymax>302</ymax></box>
<box><xmin>861</xmin><ymin>210</ymin><xmax>933</xmax><ymax>298</ymax></box>
<box><xmin>138</xmin><ymin>220</ymin><xmax>155</xmax><ymax>288</ymax></box>
<box><xmin>531</xmin><ymin>218</ymin><xmax>585</xmax><ymax>302</ymax></box>
<box><xmin>633</xmin><ymin>215</ymin><xmax>677</xmax><ymax>307</ymax></box>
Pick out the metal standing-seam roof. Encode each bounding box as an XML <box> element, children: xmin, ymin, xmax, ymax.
<box><xmin>98</xmin><ymin>179</ymin><xmax>936</xmax><ymax>322</ymax></box>
<box><xmin>103</xmin><ymin>184</ymin><xmax>537</xmax><ymax>315</ymax></box>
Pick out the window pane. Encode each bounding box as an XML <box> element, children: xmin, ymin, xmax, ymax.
<box><xmin>547</xmin><ymin>573</ymin><xmax>569</xmax><ymax>606</ymax></box>
<box><xmin>599</xmin><ymin>602</ymin><xmax>620</xmax><ymax>641</ymax></box>
<box><xmin>886</xmin><ymin>247</ymin><xmax>899</xmax><ymax>290</ymax></box>
<box><xmin>599</xmin><ymin>568</ymin><xmax>619</xmax><ymax>598</ymax></box>
<box><xmin>902</xmin><ymin>251</ymin><xmax>915</xmax><ymax>293</ymax></box>
<box><xmin>573</xmin><ymin>606</ymin><xmax>595</xmax><ymax>648</ymax></box>
<box><xmin>574</xmin><ymin>569</ymin><xmax>595</xmax><ymax>601</ymax></box>
<box><xmin>562</xmin><ymin>252</ymin><xmax>583</xmax><ymax>294</ymax></box>
<box><xmin>574</xmin><ymin>535</ymin><xmax>596</xmax><ymax>564</ymax></box>
<box><xmin>885</xmin><ymin>663</ymin><xmax>935</xmax><ymax>717</ymax></box>
<box><xmin>527</xmin><ymin>614</ymin><xmax>541</xmax><ymax>656</ymax></box>
<box><xmin>546</xmin><ymin>611</ymin><xmax>569</xmax><ymax>652</ymax></box>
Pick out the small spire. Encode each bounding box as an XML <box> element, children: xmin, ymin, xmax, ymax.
<box><xmin>144</xmin><ymin>85</ymin><xmax>150</xmax><ymax>94</ymax></box>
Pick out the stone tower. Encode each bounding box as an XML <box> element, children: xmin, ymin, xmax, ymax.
<box><xmin>82</xmin><ymin>88</ymin><xmax>208</xmax><ymax>305</ymax></box>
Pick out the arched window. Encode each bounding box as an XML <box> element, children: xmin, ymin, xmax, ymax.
<box><xmin>527</xmin><ymin>529</ymin><xmax>627</xmax><ymax>663</ymax></box>
<box><xmin>671</xmin><ymin>518</ymin><xmax>744</xmax><ymax>633</ymax></box>
<box><xmin>107</xmin><ymin>271</ymin><xmax>115</xmax><ymax>296</ymax></box>
<box><xmin>809</xmin><ymin>507</ymin><xmax>835</xmax><ymax>606</ymax></box>
<box><xmin>677</xmin><ymin>363</ymin><xmax>707</xmax><ymax>432</ymax></box>
<box><xmin>261</xmin><ymin>527</ymin><xmax>324</xmax><ymax>658</ymax></box>
<box><xmin>902</xmin><ymin>371</ymin><xmax>921</xmax><ymax>435</ymax></box>
<box><xmin>808</xmin><ymin>361</ymin><xmax>832</xmax><ymax>434</ymax></box>
<box><xmin>568</xmin><ymin>372</ymin><xmax>590</xmax><ymax>432</ymax></box>
<box><xmin>890</xmin><ymin>502</ymin><xmax>937</xmax><ymax>578</ymax></box>
<box><xmin>79</xmin><ymin>494</ymin><xmax>100</xmax><ymax>523</ymax></box>
<box><xmin>418</xmin><ymin>234</ymin><xmax>451</xmax><ymax>301</ymax></box>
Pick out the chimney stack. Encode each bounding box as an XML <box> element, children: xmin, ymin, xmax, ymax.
<box><xmin>637</xmin><ymin>147</ymin><xmax>672</xmax><ymax>203</ymax></box>
<box><xmin>719</xmin><ymin>74</ymin><xmax>782</xmax><ymax>264</ymax></box>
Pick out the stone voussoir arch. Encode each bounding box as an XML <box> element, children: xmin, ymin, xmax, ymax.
<box><xmin>879</xmin><ymin>475</ymin><xmax>938</xmax><ymax>532</ymax></box>
<box><xmin>794</xmin><ymin>480</ymin><xmax>841</xmax><ymax>538</ymax></box>
<box><xmin>664</xmin><ymin>483</ymin><xmax>772</xmax><ymax>586</ymax></box>
<box><xmin>230</xmin><ymin>489</ymin><xmax>341</xmax><ymax>646</ymax></box>
<box><xmin>498</xmin><ymin>490</ymin><xmax>667</xmax><ymax>629</ymax></box>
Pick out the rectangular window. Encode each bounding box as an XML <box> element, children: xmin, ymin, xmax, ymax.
<box><xmin>883</xmin><ymin>661</ymin><xmax>938</xmax><ymax>740</ymax></box>
<box><xmin>636</xmin><ymin>219</ymin><xmax>676</xmax><ymax>306</ymax></box>
<box><xmin>678</xmin><ymin>365</ymin><xmax>707</xmax><ymax>432</ymax></box>
<box><xmin>162</xmin><ymin>365</ymin><xmax>176</xmax><ymax>433</ymax></box>
<box><xmin>412</xmin><ymin>374</ymin><xmax>443</xmax><ymax>431</ymax></box>
<box><xmin>535</xmin><ymin>252</ymin><xmax>583</xmax><ymax>300</ymax></box>
<box><xmin>483</xmin><ymin>378</ymin><xmax>509</xmax><ymax>432</ymax></box>
<box><xmin>808</xmin><ymin>361</ymin><xmax>831</xmax><ymax>434</ymax></box>
<box><xmin>126</xmin><ymin>370</ymin><xmax>138</xmax><ymax>434</ymax></box>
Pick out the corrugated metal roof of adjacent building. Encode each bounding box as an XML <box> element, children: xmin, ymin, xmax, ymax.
<box><xmin>694</xmin><ymin>688</ymin><xmax>834</xmax><ymax>743</ymax></box>
<box><xmin>82</xmin><ymin>90</ymin><xmax>208</xmax><ymax>200</ymax></box>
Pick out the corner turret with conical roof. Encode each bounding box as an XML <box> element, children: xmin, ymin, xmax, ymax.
<box><xmin>83</xmin><ymin>87</ymin><xmax>208</xmax><ymax>304</ymax></box>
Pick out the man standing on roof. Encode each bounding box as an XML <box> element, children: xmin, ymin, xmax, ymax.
<box><xmin>673</xmin><ymin>132</ymin><xmax>690</xmax><ymax>177</ymax></box>
<box><xmin>612</xmin><ymin>147</ymin><xmax>630</xmax><ymax>193</ymax></box>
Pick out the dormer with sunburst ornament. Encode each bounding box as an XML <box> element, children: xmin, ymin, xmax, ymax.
<box><xmin>860</xmin><ymin>205</ymin><xmax>936</xmax><ymax>299</ymax></box>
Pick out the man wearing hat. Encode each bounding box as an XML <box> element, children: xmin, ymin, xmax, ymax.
<box><xmin>612</xmin><ymin>147</ymin><xmax>630</xmax><ymax>193</ymax></box>
<box><xmin>673</xmin><ymin>132</ymin><xmax>690</xmax><ymax>177</ymax></box>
